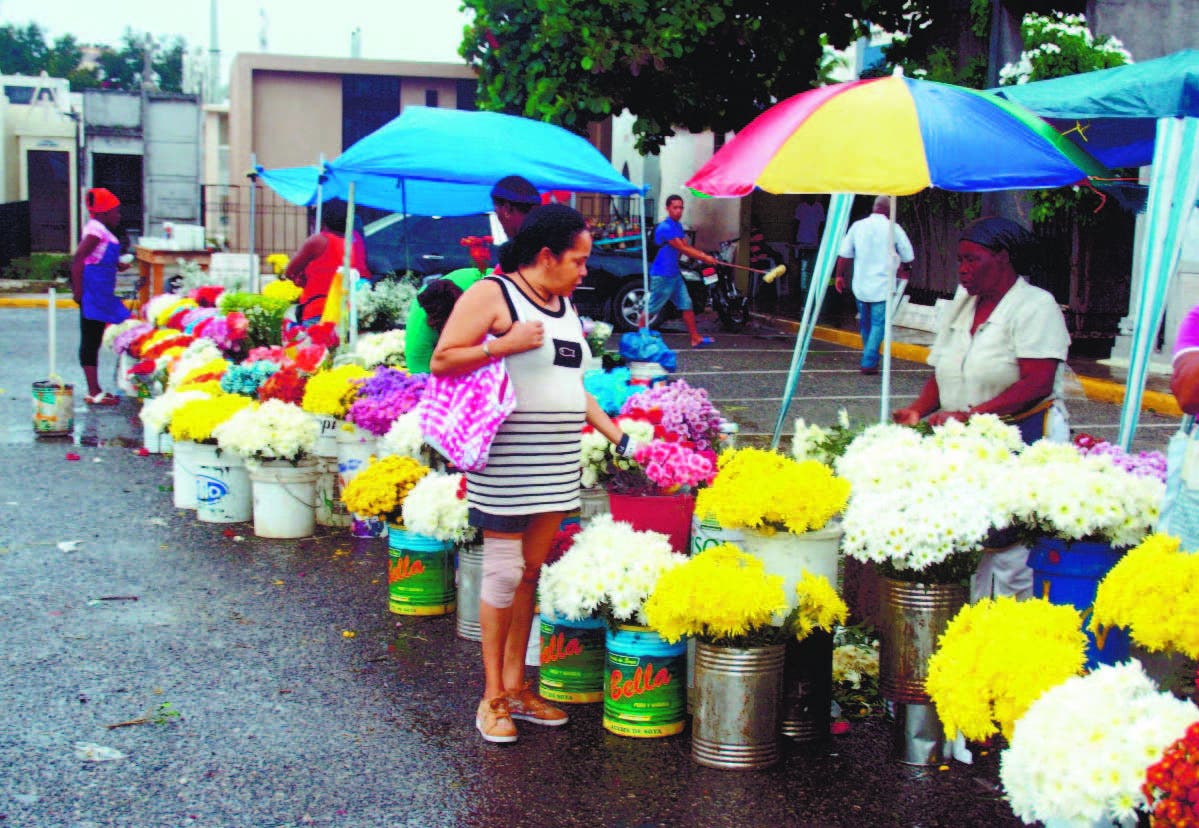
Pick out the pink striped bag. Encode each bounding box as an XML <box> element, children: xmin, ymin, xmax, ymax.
<box><xmin>418</xmin><ymin>345</ymin><xmax>516</xmax><ymax>471</ymax></box>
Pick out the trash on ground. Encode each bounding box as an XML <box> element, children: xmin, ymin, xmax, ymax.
<box><xmin>74</xmin><ymin>742</ymin><xmax>126</xmax><ymax>761</ymax></box>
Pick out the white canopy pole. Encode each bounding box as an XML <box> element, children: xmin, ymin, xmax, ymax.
<box><xmin>47</xmin><ymin>287</ymin><xmax>56</xmax><ymax>381</ymax></box>
<box><xmin>879</xmin><ymin>195</ymin><xmax>898</xmax><ymax>423</ymax></box>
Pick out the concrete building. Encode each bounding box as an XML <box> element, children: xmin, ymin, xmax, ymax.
<box><xmin>221</xmin><ymin>54</ymin><xmax>477</xmax><ymax>253</ymax></box>
<box><xmin>0</xmin><ymin>73</ymin><xmax>81</xmax><ymax>254</ymax></box>
<box><xmin>82</xmin><ymin>89</ymin><xmax>203</xmax><ymax>244</ymax></box>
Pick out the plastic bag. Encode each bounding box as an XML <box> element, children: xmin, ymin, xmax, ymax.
<box><xmin>618</xmin><ymin>329</ymin><xmax>676</xmax><ymax>372</ymax></box>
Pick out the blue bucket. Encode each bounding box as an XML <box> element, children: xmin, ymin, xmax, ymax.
<box><xmin>603</xmin><ymin>625</ymin><xmax>687</xmax><ymax>738</ymax></box>
<box><xmin>1027</xmin><ymin>537</ymin><xmax>1129</xmax><ymax>668</ymax></box>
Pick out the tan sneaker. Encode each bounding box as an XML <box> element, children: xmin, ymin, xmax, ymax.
<box><xmin>506</xmin><ymin>682</ymin><xmax>569</xmax><ymax>726</ymax></box>
<box><xmin>476</xmin><ymin>697</ymin><xmax>518</xmax><ymax>743</ymax></box>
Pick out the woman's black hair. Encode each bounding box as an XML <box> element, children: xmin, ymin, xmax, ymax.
<box><xmin>497</xmin><ymin>203</ymin><xmax>588</xmax><ymax>273</ymax></box>
<box><xmin>321</xmin><ymin>199</ymin><xmax>349</xmax><ymax>234</ymax></box>
<box><xmin>417</xmin><ymin>278</ymin><xmax>465</xmax><ymax>333</ymax></box>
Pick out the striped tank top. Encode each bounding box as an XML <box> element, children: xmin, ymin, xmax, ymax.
<box><xmin>466</xmin><ymin>275</ymin><xmax>587</xmax><ymax>516</ymax></box>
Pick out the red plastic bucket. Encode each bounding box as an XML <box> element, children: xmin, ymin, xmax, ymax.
<box><xmin>607</xmin><ymin>492</ymin><xmax>695</xmax><ymax>554</ymax></box>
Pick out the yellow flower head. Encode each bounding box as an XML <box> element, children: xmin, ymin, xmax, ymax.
<box><xmin>175</xmin><ymin>379</ymin><xmax>226</xmax><ymax>396</ymax></box>
<box><xmin>695</xmin><ymin>447</ymin><xmax>850</xmax><ymax>534</ymax></box>
<box><xmin>792</xmin><ymin>570</ymin><xmax>848</xmax><ymax>640</ymax></box>
<box><xmin>262</xmin><ymin>278</ymin><xmax>301</xmax><ymax>302</ymax></box>
<box><xmin>925</xmin><ymin>597</ymin><xmax>1086</xmax><ymax>742</ymax></box>
<box><xmin>168</xmin><ymin>394</ymin><xmax>255</xmax><ymax>442</ymax></box>
<box><xmin>1091</xmin><ymin>533</ymin><xmax>1199</xmax><ymax>659</ymax></box>
<box><xmin>340</xmin><ymin>455</ymin><xmax>430</xmax><ymax>522</ymax></box>
<box><xmin>301</xmin><ymin>365</ymin><xmax>373</xmax><ymax>417</ymax></box>
<box><xmin>643</xmin><ymin>543</ymin><xmax>786</xmax><ymax>646</ymax></box>
<box><xmin>265</xmin><ymin>253</ymin><xmax>291</xmax><ymax>277</ymax></box>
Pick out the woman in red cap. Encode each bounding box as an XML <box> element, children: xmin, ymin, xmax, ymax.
<box><xmin>70</xmin><ymin>187</ymin><xmax>132</xmax><ymax>405</ymax></box>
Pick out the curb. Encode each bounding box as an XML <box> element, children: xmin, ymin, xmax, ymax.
<box><xmin>760</xmin><ymin>314</ymin><xmax>1182</xmax><ymax>418</ymax></box>
<box><xmin>0</xmin><ymin>296</ymin><xmax>77</xmax><ymax>309</ymax></box>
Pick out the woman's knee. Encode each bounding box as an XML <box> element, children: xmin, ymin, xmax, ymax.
<box><xmin>480</xmin><ymin>535</ymin><xmax>524</xmax><ymax>609</ymax></box>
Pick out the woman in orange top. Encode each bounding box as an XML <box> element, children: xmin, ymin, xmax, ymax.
<box><xmin>284</xmin><ymin>199</ymin><xmax>370</xmax><ymax>324</ymax></box>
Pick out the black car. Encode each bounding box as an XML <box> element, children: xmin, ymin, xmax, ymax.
<box><xmin>363</xmin><ymin>213</ymin><xmax>651</xmax><ymax>331</ymax></box>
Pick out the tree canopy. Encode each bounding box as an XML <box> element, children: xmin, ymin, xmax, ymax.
<box><xmin>460</xmin><ymin>0</ymin><xmax>927</xmax><ymax>154</ymax></box>
<box><xmin>0</xmin><ymin>22</ymin><xmax>186</xmax><ymax>93</ymax></box>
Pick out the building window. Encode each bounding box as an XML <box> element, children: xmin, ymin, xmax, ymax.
<box><xmin>456</xmin><ymin>79</ymin><xmax>477</xmax><ymax>111</ymax></box>
<box><xmin>425</xmin><ymin>89</ymin><xmax>438</xmax><ymax>108</ymax></box>
<box><xmin>342</xmin><ymin>74</ymin><xmax>401</xmax><ymax>149</ymax></box>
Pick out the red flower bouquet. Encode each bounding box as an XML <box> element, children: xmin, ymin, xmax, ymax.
<box><xmin>1144</xmin><ymin>721</ymin><xmax>1199</xmax><ymax>827</ymax></box>
<box><xmin>258</xmin><ymin>366</ymin><xmax>308</xmax><ymax>404</ymax></box>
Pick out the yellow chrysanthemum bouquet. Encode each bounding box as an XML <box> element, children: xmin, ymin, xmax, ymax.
<box><xmin>341</xmin><ymin>455</ymin><xmax>430</xmax><ymax>526</ymax></box>
<box><xmin>644</xmin><ymin>543</ymin><xmax>788</xmax><ymax>647</ymax></box>
<box><xmin>694</xmin><ymin>447</ymin><xmax>849</xmax><ymax>535</ymax></box>
<box><xmin>167</xmin><ymin>394</ymin><xmax>256</xmax><ymax>444</ymax></box>
<box><xmin>262</xmin><ymin>277</ymin><xmax>301</xmax><ymax>303</ymax></box>
<box><xmin>925</xmin><ymin>597</ymin><xmax>1087</xmax><ymax>742</ymax></box>
<box><xmin>301</xmin><ymin>364</ymin><xmax>373</xmax><ymax>418</ymax></box>
<box><xmin>1091</xmin><ymin>533</ymin><xmax>1199</xmax><ymax>660</ymax></box>
<box><xmin>790</xmin><ymin>569</ymin><xmax>849</xmax><ymax>641</ymax></box>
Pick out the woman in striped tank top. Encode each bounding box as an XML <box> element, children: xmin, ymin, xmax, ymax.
<box><xmin>433</xmin><ymin>204</ymin><xmax>640</xmax><ymax>743</ymax></box>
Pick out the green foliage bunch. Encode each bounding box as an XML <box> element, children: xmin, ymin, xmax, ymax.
<box><xmin>460</xmin><ymin>0</ymin><xmax>925</xmax><ymax>155</ymax></box>
<box><xmin>0</xmin><ymin>22</ymin><xmax>185</xmax><ymax>92</ymax></box>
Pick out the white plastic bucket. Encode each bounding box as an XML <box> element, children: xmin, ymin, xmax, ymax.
<box><xmin>143</xmin><ymin>421</ymin><xmax>169</xmax><ymax>454</ymax></box>
<box><xmin>247</xmin><ymin>458</ymin><xmax>319</xmax><ymax>539</ymax></box>
<box><xmin>314</xmin><ymin>455</ymin><xmax>351</xmax><ymax>527</ymax></box>
<box><xmin>195</xmin><ymin>447</ymin><xmax>252</xmax><ymax>524</ymax></box>
<box><xmin>32</xmin><ymin>380</ymin><xmax>74</xmax><ymax>437</ymax></box>
<box><xmin>313</xmin><ymin>414</ymin><xmax>339</xmax><ymax>458</ymax></box>
<box><xmin>627</xmin><ymin>360</ymin><xmax>668</xmax><ymax>387</ymax></box>
<box><xmin>172</xmin><ymin>440</ymin><xmax>199</xmax><ymax>509</ymax></box>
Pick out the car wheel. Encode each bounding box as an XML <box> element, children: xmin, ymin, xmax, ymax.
<box><xmin>611</xmin><ymin>279</ymin><xmax>656</xmax><ymax>332</ymax></box>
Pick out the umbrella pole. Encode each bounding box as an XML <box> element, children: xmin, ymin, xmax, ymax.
<box><xmin>880</xmin><ymin>195</ymin><xmax>897</xmax><ymax>424</ymax></box>
<box><xmin>314</xmin><ymin>153</ymin><xmax>325</xmax><ymax>233</ymax></box>
<box><xmin>343</xmin><ymin>181</ymin><xmax>357</xmax><ymax>345</ymax></box>
<box><xmin>639</xmin><ymin>194</ymin><xmax>650</xmax><ymax>330</ymax></box>
<box><xmin>770</xmin><ymin>192</ymin><xmax>854</xmax><ymax>448</ymax></box>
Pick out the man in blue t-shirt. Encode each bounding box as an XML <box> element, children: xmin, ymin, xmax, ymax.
<box><xmin>646</xmin><ymin>194</ymin><xmax>719</xmax><ymax>348</ymax></box>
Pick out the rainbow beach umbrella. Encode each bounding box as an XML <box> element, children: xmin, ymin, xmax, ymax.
<box><xmin>685</xmin><ymin>72</ymin><xmax>1108</xmax><ymax>440</ymax></box>
<box><xmin>686</xmin><ymin>72</ymin><xmax>1107</xmax><ymax>197</ymax></box>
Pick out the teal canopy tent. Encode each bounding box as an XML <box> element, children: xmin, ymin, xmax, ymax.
<box><xmin>997</xmin><ymin>50</ymin><xmax>1199</xmax><ymax>449</ymax></box>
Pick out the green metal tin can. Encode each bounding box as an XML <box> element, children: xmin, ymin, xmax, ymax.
<box><xmin>387</xmin><ymin>527</ymin><xmax>455</xmax><ymax>616</ymax></box>
<box><xmin>603</xmin><ymin>625</ymin><xmax>687</xmax><ymax>738</ymax></box>
<box><xmin>538</xmin><ymin>613</ymin><xmax>606</xmax><ymax>703</ymax></box>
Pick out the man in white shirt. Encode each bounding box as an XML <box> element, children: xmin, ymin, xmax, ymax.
<box><xmin>834</xmin><ymin>195</ymin><xmax>915</xmax><ymax>374</ymax></box>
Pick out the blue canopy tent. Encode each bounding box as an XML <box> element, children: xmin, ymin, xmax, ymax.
<box><xmin>255</xmin><ymin>107</ymin><xmax>647</xmax><ymax>340</ymax></box>
<box><xmin>996</xmin><ymin>50</ymin><xmax>1199</xmax><ymax>449</ymax></box>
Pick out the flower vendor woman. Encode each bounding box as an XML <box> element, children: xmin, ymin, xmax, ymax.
<box><xmin>431</xmin><ymin>204</ymin><xmax>640</xmax><ymax>744</ymax></box>
<box><xmin>892</xmin><ymin>217</ymin><xmax>1071</xmax><ymax>601</ymax></box>
<box><xmin>284</xmin><ymin>199</ymin><xmax>370</xmax><ymax>325</ymax></box>
<box><xmin>70</xmin><ymin>187</ymin><xmax>132</xmax><ymax>405</ymax></box>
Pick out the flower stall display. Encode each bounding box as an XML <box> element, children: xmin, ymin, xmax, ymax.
<box><xmin>339</xmin><ymin>455</ymin><xmax>430</xmax><ymax>528</ymax></box>
<box><xmin>379</xmin><ymin>410</ymin><xmax>427</xmax><ymax>461</ymax></box>
<box><xmin>218</xmin><ymin>291</ymin><xmax>292</xmax><ymax>350</ymax></box>
<box><xmin>301</xmin><ymin>364</ymin><xmax>373</xmax><ymax>419</ymax></box>
<box><xmin>219</xmin><ymin>361</ymin><xmax>279</xmax><ymax>398</ymax></box>
<box><xmin>357</xmin><ymin>278</ymin><xmax>418</xmax><ymax>332</ymax></box>
<box><xmin>1091</xmin><ymin>533</ymin><xmax>1199</xmax><ymax>696</ymax></box>
<box><xmin>213</xmin><ymin>399</ymin><xmax>318</xmax><ymax>464</ymax></box>
<box><xmin>696</xmin><ymin>447</ymin><xmax>849</xmax><ymax>617</ymax></box>
<box><xmin>782</xmin><ymin>571</ymin><xmax>849</xmax><ymax>742</ymax></box>
<box><xmin>999</xmin><ymin>440</ymin><xmax>1166</xmax><ymax>666</ymax></box>
<box><xmin>385</xmin><ymin>471</ymin><xmax>470</xmax><ymax>617</ymax></box>
<box><xmin>644</xmin><ymin>543</ymin><xmax>788</xmax><ymax>768</ymax></box>
<box><xmin>1143</xmin><ymin>721</ymin><xmax>1199</xmax><ymax>828</ymax></box>
<box><xmin>1000</xmin><ymin>661</ymin><xmax>1199</xmax><ymax>827</ymax></box>
<box><xmin>925</xmin><ymin>597</ymin><xmax>1087</xmax><ymax>743</ymax></box>
<box><xmin>345</xmin><ymin>368</ymin><xmax>427</xmax><ymax>437</ymax></box>
<box><xmin>620</xmin><ymin>379</ymin><xmax>723</xmax><ymax>451</ymax></box>
<box><xmin>352</xmin><ymin>330</ymin><xmax>407</xmax><ymax>369</ymax></box>
<box><xmin>212</xmin><ymin>399</ymin><xmax>322</xmax><ymax>538</ymax></box>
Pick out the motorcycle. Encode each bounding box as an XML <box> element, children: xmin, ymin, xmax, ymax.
<box><xmin>620</xmin><ymin>240</ymin><xmax>750</xmax><ymax>333</ymax></box>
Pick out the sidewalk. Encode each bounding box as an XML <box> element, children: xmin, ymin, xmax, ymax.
<box><xmin>759</xmin><ymin>312</ymin><xmax>1182</xmax><ymax>418</ymax></box>
<box><xmin>0</xmin><ymin>291</ymin><xmax>1180</xmax><ymax>417</ymax></box>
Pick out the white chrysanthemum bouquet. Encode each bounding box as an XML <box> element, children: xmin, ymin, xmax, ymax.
<box><xmin>379</xmin><ymin>410</ymin><xmax>426</xmax><ymax>460</ymax></box>
<box><xmin>539</xmin><ymin>515</ymin><xmax>682</xmax><ymax>626</ymax></box>
<box><xmin>213</xmin><ymin>399</ymin><xmax>319</xmax><ymax>463</ymax></box>
<box><xmin>836</xmin><ymin>417</ymin><xmax>1021</xmax><ymax>580</ymax></box>
<box><xmin>400</xmin><ymin>472</ymin><xmax>474</xmax><ymax>544</ymax></box>
<box><xmin>579</xmin><ymin>415</ymin><xmax>654</xmax><ymax>489</ymax></box>
<box><xmin>995</xmin><ymin>440</ymin><xmax>1164</xmax><ymax>548</ymax></box>
<box><xmin>1000</xmin><ymin>660</ymin><xmax>1199</xmax><ymax>827</ymax></box>
<box><xmin>352</xmin><ymin>330</ymin><xmax>407</xmax><ymax>369</ymax></box>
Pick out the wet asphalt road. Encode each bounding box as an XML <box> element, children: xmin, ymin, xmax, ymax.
<box><xmin>0</xmin><ymin>305</ymin><xmax>1170</xmax><ymax>827</ymax></box>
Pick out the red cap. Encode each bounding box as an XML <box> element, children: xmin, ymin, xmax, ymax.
<box><xmin>86</xmin><ymin>188</ymin><xmax>120</xmax><ymax>215</ymax></box>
